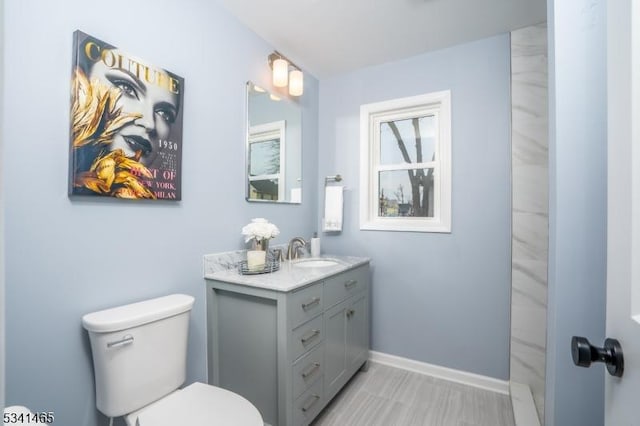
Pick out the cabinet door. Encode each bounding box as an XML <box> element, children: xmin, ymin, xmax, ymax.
<box><xmin>346</xmin><ymin>292</ymin><xmax>368</xmax><ymax>371</ymax></box>
<box><xmin>324</xmin><ymin>299</ymin><xmax>347</xmax><ymax>400</ymax></box>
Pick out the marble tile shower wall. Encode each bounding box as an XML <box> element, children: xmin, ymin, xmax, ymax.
<box><xmin>510</xmin><ymin>23</ymin><xmax>548</xmax><ymax>420</ymax></box>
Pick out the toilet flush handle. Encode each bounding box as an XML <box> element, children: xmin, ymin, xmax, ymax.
<box><xmin>107</xmin><ymin>334</ymin><xmax>134</xmax><ymax>348</ymax></box>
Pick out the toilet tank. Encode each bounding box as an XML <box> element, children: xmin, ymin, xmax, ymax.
<box><xmin>82</xmin><ymin>294</ymin><xmax>195</xmax><ymax>417</ymax></box>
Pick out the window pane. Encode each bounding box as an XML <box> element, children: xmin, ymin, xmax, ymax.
<box><xmin>379</xmin><ymin>115</ymin><xmax>436</xmax><ymax>165</ymax></box>
<box><xmin>249</xmin><ymin>179</ymin><xmax>279</xmax><ymax>200</ymax></box>
<box><xmin>249</xmin><ymin>139</ymin><xmax>280</xmax><ymax>176</ymax></box>
<box><xmin>378</xmin><ymin>169</ymin><xmax>434</xmax><ymax>217</ymax></box>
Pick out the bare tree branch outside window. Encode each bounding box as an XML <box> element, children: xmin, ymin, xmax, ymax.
<box><xmin>381</xmin><ymin>117</ymin><xmax>434</xmax><ymax>217</ymax></box>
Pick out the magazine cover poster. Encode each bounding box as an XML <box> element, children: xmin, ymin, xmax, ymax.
<box><xmin>68</xmin><ymin>30</ymin><xmax>184</xmax><ymax>200</ymax></box>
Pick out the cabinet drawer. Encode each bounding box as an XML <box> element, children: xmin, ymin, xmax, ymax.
<box><xmin>292</xmin><ymin>343</ymin><xmax>323</xmax><ymax>399</ymax></box>
<box><xmin>291</xmin><ymin>314</ymin><xmax>323</xmax><ymax>361</ymax></box>
<box><xmin>293</xmin><ymin>376</ymin><xmax>323</xmax><ymax>426</ymax></box>
<box><xmin>324</xmin><ymin>266</ymin><xmax>368</xmax><ymax>309</ymax></box>
<box><xmin>290</xmin><ymin>282</ymin><xmax>324</xmax><ymax>329</ymax></box>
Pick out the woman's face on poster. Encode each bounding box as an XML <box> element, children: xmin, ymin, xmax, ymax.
<box><xmin>88</xmin><ymin>51</ymin><xmax>179</xmax><ymax>167</ymax></box>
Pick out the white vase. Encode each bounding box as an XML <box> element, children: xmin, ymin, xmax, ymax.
<box><xmin>247</xmin><ymin>250</ymin><xmax>267</xmax><ymax>271</ymax></box>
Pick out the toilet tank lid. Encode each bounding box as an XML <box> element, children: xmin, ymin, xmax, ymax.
<box><xmin>82</xmin><ymin>294</ymin><xmax>195</xmax><ymax>333</ymax></box>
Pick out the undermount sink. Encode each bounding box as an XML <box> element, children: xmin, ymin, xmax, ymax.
<box><xmin>292</xmin><ymin>258</ymin><xmax>341</xmax><ymax>268</ymax></box>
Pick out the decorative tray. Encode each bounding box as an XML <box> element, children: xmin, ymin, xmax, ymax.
<box><xmin>237</xmin><ymin>258</ymin><xmax>280</xmax><ymax>275</ymax></box>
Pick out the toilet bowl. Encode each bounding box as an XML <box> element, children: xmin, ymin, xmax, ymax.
<box><xmin>82</xmin><ymin>294</ymin><xmax>263</xmax><ymax>426</ymax></box>
<box><xmin>126</xmin><ymin>382</ymin><xmax>261</xmax><ymax>425</ymax></box>
<box><xmin>3</xmin><ymin>406</ymin><xmax>32</xmax><ymax>415</ymax></box>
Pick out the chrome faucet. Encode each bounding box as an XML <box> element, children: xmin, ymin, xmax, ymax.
<box><xmin>287</xmin><ymin>237</ymin><xmax>307</xmax><ymax>260</ymax></box>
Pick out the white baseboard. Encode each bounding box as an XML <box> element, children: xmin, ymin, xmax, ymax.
<box><xmin>368</xmin><ymin>350</ymin><xmax>510</xmax><ymax>395</ymax></box>
<box><xmin>509</xmin><ymin>382</ymin><xmax>541</xmax><ymax>426</ymax></box>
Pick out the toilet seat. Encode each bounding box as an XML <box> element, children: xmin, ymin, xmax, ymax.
<box><xmin>125</xmin><ymin>382</ymin><xmax>263</xmax><ymax>426</ymax></box>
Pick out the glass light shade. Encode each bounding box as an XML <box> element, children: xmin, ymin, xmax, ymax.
<box><xmin>289</xmin><ymin>70</ymin><xmax>304</xmax><ymax>96</ymax></box>
<box><xmin>272</xmin><ymin>58</ymin><xmax>289</xmax><ymax>87</ymax></box>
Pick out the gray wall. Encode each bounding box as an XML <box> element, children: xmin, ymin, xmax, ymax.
<box><xmin>545</xmin><ymin>0</ymin><xmax>607</xmax><ymax>424</ymax></box>
<box><xmin>318</xmin><ymin>34</ymin><xmax>512</xmax><ymax>380</ymax></box>
<box><xmin>2</xmin><ymin>0</ymin><xmax>318</xmax><ymax>424</ymax></box>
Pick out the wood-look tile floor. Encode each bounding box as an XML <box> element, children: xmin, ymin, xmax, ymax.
<box><xmin>311</xmin><ymin>362</ymin><xmax>515</xmax><ymax>426</ymax></box>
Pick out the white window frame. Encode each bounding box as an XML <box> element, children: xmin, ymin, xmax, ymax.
<box><xmin>248</xmin><ymin>120</ymin><xmax>286</xmax><ymax>201</ymax></box>
<box><xmin>359</xmin><ymin>91</ymin><xmax>451</xmax><ymax>233</ymax></box>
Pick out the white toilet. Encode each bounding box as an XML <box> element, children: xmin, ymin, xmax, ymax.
<box><xmin>82</xmin><ymin>294</ymin><xmax>263</xmax><ymax>426</ymax></box>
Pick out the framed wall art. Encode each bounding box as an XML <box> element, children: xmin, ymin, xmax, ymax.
<box><xmin>68</xmin><ymin>30</ymin><xmax>184</xmax><ymax>200</ymax></box>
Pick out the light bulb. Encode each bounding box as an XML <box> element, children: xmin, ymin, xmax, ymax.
<box><xmin>272</xmin><ymin>58</ymin><xmax>289</xmax><ymax>87</ymax></box>
<box><xmin>289</xmin><ymin>69</ymin><xmax>304</xmax><ymax>96</ymax></box>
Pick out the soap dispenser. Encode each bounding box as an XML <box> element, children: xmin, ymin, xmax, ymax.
<box><xmin>310</xmin><ymin>232</ymin><xmax>321</xmax><ymax>257</ymax></box>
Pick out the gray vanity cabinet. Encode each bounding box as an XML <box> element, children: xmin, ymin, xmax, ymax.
<box><xmin>324</xmin><ymin>274</ymin><xmax>369</xmax><ymax>401</ymax></box>
<box><xmin>205</xmin><ymin>262</ymin><xmax>370</xmax><ymax>426</ymax></box>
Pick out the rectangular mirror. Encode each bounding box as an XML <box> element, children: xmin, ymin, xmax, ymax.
<box><xmin>246</xmin><ymin>81</ymin><xmax>302</xmax><ymax>203</ymax></box>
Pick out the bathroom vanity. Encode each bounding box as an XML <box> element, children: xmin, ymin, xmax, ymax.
<box><xmin>204</xmin><ymin>256</ymin><xmax>370</xmax><ymax>426</ymax></box>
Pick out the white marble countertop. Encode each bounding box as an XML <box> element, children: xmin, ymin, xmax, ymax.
<box><xmin>204</xmin><ymin>255</ymin><xmax>370</xmax><ymax>292</ymax></box>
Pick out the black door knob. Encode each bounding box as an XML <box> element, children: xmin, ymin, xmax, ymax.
<box><xmin>571</xmin><ymin>336</ymin><xmax>624</xmax><ymax>377</ymax></box>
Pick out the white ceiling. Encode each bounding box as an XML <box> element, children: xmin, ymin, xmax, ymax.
<box><xmin>220</xmin><ymin>0</ymin><xmax>547</xmax><ymax>78</ymax></box>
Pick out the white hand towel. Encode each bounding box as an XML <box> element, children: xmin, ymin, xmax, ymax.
<box><xmin>323</xmin><ymin>186</ymin><xmax>344</xmax><ymax>232</ymax></box>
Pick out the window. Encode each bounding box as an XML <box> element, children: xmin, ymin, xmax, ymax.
<box><xmin>247</xmin><ymin>121</ymin><xmax>286</xmax><ymax>201</ymax></box>
<box><xmin>360</xmin><ymin>91</ymin><xmax>451</xmax><ymax>232</ymax></box>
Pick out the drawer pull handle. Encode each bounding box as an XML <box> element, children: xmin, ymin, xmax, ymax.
<box><xmin>301</xmin><ymin>329</ymin><xmax>320</xmax><ymax>344</ymax></box>
<box><xmin>344</xmin><ymin>279</ymin><xmax>357</xmax><ymax>288</ymax></box>
<box><xmin>301</xmin><ymin>394</ymin><xmax>321</xmax><ymax>412</ymax></box>
<box><xmin>301</xmin><ymin>297</ymin><xmax>320</xmax><ymax>310</ymax></box>
<box><xmin>301</xmin><ymin>362</ymin><xmax>321</xmax><ymax>379</ymax></box>
<box><xmin>107</xmin><ymin>335</ymin><xmax>134</xmax><ymax>348</ymax></box>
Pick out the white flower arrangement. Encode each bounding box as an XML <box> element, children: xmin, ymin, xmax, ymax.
<box><xmin>241</xmin><ymin>218</ymin><xmax>280</xmax><ymax>243</ymax></box>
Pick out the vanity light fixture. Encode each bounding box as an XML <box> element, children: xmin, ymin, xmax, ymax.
<box><xmin>268</xmin><ymin>51</ymin><xmax>304</xmax><ymax>96</ymax></box>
